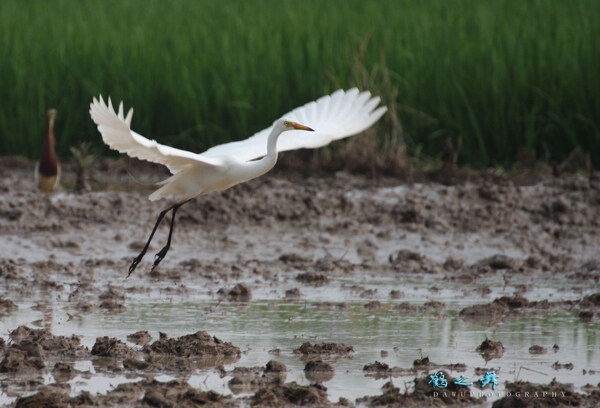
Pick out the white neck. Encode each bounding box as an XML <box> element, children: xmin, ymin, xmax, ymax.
<box><xmin>241</xmin><ymin>124</ymin><xmax>284</xmax><ymax>180</ymax></box>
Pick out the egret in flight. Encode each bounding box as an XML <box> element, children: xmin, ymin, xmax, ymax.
<box><xmin>90</xmin><ymin>88</ymin><xmax>387</xmax><ymax>276</ymax></box>
<box><xmin>35</xmin><ymin>109</ymin><xmax>61</xmax><ymax>192</ymax></box>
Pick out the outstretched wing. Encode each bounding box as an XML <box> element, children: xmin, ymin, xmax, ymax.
<box><xmin>200</xmin><ymin>88</ymin><xmax>387</xmax><ymax>161</ymax></box>
<box><xmin>90</xmin><ymin>96</ymin><xmax>221</xmax><ymax>173</ymax></box>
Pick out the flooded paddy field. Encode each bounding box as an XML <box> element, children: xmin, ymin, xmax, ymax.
<box><xmin>0</xmin><ymin>157</ymin><xmax>599</xmax><ymax>407</ymax></box>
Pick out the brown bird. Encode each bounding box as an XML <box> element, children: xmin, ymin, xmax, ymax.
<box><xmin>35</xmin><ymin>109</ymin><xmax>61</xmax><ymax>192</ymax></box>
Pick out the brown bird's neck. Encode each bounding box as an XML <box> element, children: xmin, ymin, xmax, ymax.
<box><xmin>39</xmin><ymin>116</ymin><xmax>58</xmax><ymax>176</ymax></box>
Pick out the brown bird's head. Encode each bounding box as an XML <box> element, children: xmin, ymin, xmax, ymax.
<box><xmin>47</xmin><ymin>109</ymin><xmax>57</xmax><ymax>129</ymax></box>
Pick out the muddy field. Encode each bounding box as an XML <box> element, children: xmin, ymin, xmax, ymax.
<box><xmin>0</xmin><ymin>156</ymin><xmax>599</xmax><ymax>407</ymax></box>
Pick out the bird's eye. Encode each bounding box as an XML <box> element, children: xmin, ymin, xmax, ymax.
<box><xmin>283</xmin><ymin>121</ymin><xmax>290</xmax><ymax>127</ymax></box>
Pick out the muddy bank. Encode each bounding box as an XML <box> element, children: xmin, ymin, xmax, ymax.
<box><xmin>0</xmin><ymin>157</ymin><xmax>599</xmax><ymax>406</ymax></box>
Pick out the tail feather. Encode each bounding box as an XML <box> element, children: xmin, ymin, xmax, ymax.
<box><xmin>149</xmin><ymin>172</ymin><xmax>201</xmax><ymax>201</ymax></box>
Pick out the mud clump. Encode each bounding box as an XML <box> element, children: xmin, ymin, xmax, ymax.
<box><xmin>15</xmin><ymin>390</ymin><xmax>76</xmax><ymax>408</ymax></box>
<box><xmin>296</xmin><ymin>272</ymin><xmax>329</xmax><ymax>286</ymax></box>
<box><xmin>264</xmin><ymin>359</ymin><xmax>287</xmax><ymax>381</ymax></box>
<box><xmin>364</xmin><ymin>361</ymin><xmax>389</xmax><ymax>371</ymax></box>
<box><xmin>460</xmin><ymin>302</ymin><xmax>506</xmax><ymax>325</ymax></box>
<box><xmin>91</xmin><ymin>336</ymin><xmax>138</xmax><ymax>358</ymax></box>
<box><xmin>142</xmin><ymin>379</ymin><xmax>227</xmax><ymax>408</ymax></box>
<box><xmin>364</xmin><ymin>357</ymin><xmax>466</xmax><ymax>380</ymax></box>
<box><xmin>99</xmin><ymin>300</ymin><xmax>127</xmax><ymax>313</ymax></box>
<box><xmin>252</xmin><ymin>382</ymin><xmax>328</xmax><ymax>407</ymax></box>
<box><xmin>0</xmin><ymin>346</ymin><xmax>45</xmax><ymax>373</ymax></box>
<box><xmin>528</xmin><ymin>345</ymin><xmax>548</xmax><ymax>354</ymax></box>
<box><xmin>580</xmin><ymin>292</ymin><xmax>600</xmax><ymax>308</ymax></box>
<box><xmin>476</xmin><ymin>337</ymin><xmax>505</xmax><ymax>361</ymax></box>
<box><xmin>218</xmin><ymin>283</ymin><xmax>252</xmax><ymax>302</ymax></box>
<box><xmin>52</xmin><ymin>362</ymin><xmax>76</xmax><ymax>382</ymax></box>
<box><xmin>578</xmin><ymin>310</ymin><xmax>594</xmax><ymax>322</ymax></box>
<box><xmin>127</xmin><ymin>330</ymin><xmax>152</xmax><ymax>346</ymax></box>
<box><xmin>389</xmin><ymin>289</ymin><xmax>404</xmax><ymax>299</ymax></box>
<box><xmin>364</xmin><ymin>300</ymin><xmax>389</xmax><ymax>311</ymax></box>
<box><xmin>492</xmin><ymin>379</ymin><xmax>591</xmax><ymax>407</ymax></box>
<box><xmin>15</xmin><ymin>378</ymin><xmax>231</xmax><ymax>407</ymax></box>
<box><xmin>293</xmin><ymin>342</ymin><xmax>354</xmax><ymax>359</ymax></box>
<box><xmin>388</xmin><ymin>249</ymin><xmax>437</xmax><ymax>274</ymax></box>
<box><xmin>9</xmin><ymin>325</ymin><xmax>85</xmax><ymax>357</ymax></box>
<box><xmin>313</xmin><ymin>302</ymin><xmax>348</xmax><ymax>311</ymax></box>
<box><xmin>459</xmin><ymin>295</ymin><xmax>576</xmax><ymax>326</ymax></box>
<box><xmin>304</xmin><ymin>359</ymin><xmax>334</xmax><ymax>383</ymax></box>
<box><xmin>279</xmin><ymin>253</ymin><xmax>311</xmax><ymax>266</ymax></box>
<box><xmin>358</xmin><ymin>374</ymin><xmax>484</xmax><ymax>407</ymax></box>
<box><xmin>144</xmin><ymin>331</ymin><xmax>241</xmax><ymax>359</ymax></box>
<box><xmin>285</xmin><ymin>288</ymin><xmax>302</xmax><ymax>300</ymax></box>
<box><xmin>552</xmin><ymin>361</ymin><xmax>574</xmax><ymax>370</ymax></box>
<box><xmin>228</xmin><ymin>360</ymin><xmax>287</xmax><ymax>394</ymax></box>
<box><xmin>475</xmin><ymin>254</ymin><xmax>516</xmax><ymax>271</ymax></box>
<box><xmin>389</xmin><ymin>249</ymin><xmax>422</xmax><ymax>265</ymax></box>
<box><xmin>0</xmin><ymin>326</ymin><xmax>86</xmax><ymax>373</ymax></box>
<box><xmin>393</xmin><ymin>301</ymin><xmax>445</xmax><ymax>314</ymax></box>
<box><xmin>0</xmin><ymin>296</ymin><xmax>17</xmax><ymax>316</ymax></box>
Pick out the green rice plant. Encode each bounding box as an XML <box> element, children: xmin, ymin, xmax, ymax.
<box><xmin>0</xmin><ymin>0</ymin><xmax>598</xmax><ymax>167</ymax></box>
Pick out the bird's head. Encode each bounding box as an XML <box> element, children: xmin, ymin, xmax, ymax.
<box><xmin>275</xmin><ymin>118</ymin><xmax>314</xmax><ymax>133</ymax></box>
<box><xmin>47</xmin><ymin>109</ymin><xmax>57</xmax><ymax>127</ymax></box>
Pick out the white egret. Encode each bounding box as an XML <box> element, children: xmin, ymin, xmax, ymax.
<box><xmin>35</xmin><ymin>109</ymin><xmax>61</xmax><ymax>192</ymax></box>
<box><xmin>89</xmin><ymin>88</ymin><xmax>387</xmax><ymax>276</ymax></box>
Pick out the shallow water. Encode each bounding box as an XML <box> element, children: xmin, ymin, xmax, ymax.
<box><xmin>1</xmin><ymin>268</ymin><xmax>598</xmax><ymax>407</ymax></box>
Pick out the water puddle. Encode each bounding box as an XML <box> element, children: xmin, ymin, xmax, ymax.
<box><xmin>0</xmin><ymin>269</ymin><xmax>598</xmax><ymax>407</ymax></box>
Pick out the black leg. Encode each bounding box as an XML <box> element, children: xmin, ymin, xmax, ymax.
<box><xmin>127</xmin><ymin>202</ymin><xmax>179</xmax><ymax>277</ymax></box>
<box><xmin>150</xmin><ymin>203</ymin><xmax>181</xmax><ymax>273</ymax></box>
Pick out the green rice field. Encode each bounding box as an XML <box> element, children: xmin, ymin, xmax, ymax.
<box><xmin>0</xmin><ymin>0</ymin><xmax>598</xmax><ymax>167</ymax></box>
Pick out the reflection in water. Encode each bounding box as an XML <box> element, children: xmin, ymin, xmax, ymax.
<box><xmin>0</xmin><ymin>297</ymin><xmax>598</xmax><ymax>406</ymax></box>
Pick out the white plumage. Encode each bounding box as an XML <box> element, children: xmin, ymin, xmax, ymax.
<box><xmin>201</xmin><ymin>89</ymin><xmax>387</xmax><ymax>161</ymax></box>
<box><xmin>90</xmin><ymin>88</ymin><xmax>386</xmax><ymax>201</ymax></box>
<box><xmin>89</xmin><ymin>88</ymin><xmax>387</xmax><ymax>275</ymax></box>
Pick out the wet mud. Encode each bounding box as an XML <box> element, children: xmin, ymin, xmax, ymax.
<box><xmin>1</xmin><ymin>157</ymin><xmax>600</xmax><ymax>407</ymax></box>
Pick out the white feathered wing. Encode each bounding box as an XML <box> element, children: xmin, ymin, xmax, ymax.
<box><xmin>90</xmin><ymin>88</ymin><xmax>387</xmax><ymax>201</ymax></box>
<box><xmin>200</xmin><ymin>88</ymin><xmax>387</xmax><ymax>161</ymax></box>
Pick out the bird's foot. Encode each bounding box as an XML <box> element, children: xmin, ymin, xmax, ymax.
<box><xmin>128</xmin><ymin>254</ymin><xmax>144</xmax><ymax>278</ymax></box>
<box><xmin>150</xmin><ymin>246</ymin><xmax>169</xmax><ymax>273</ymax></box>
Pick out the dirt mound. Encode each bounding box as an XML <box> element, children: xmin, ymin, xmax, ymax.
<box><xmin>393</xmin><ymin>301</ymin><xmax>445</xmax><ymax>314</ymax></box>
<box><xmin>0</xmin><ymin>326</ymin><xmax>86</xmax><ymax>372</ymax></box>
<box><xmin>252</xmin><ymin>382</ymin><xmax>329</xmax><ymax>407</ymax></box>
<box><xmin>0</xmin><ymin>296</ymin><xmax>17</xmax><ymax>317</ymax></box>
<box><xmin>304</xmin><ymin>359</ymin><xmax>335</xmax><ymax>383</ymax></box>
<box><xmin>52</xmin><ymin>362</ymin><xmax>77</xmax><ymax>382</ymax></box>
<box><xmin>15</xmin><ymin>390</ymin><xmax>78</xmax><ymax>408</ymax></box>
<box><xmin>9</xmin><ymin>326</ymin><xmax>85</xmax><ymax>357</ymax></box>
<box><xmin>142</xmin><ymin>379</ymin><xmax>228</xmax><ymax>408</ymax></box>
<box><xmin>293</xmin><ymin>342</ymin><xmax>354</xmax><ymax>359</ymax></box>
<box><xmin>91</xmin><ymin>336</ymin><xmax>138</xmax><ymax>358</ymax></box>
<box><xmin>218</xmin><ymin>283</ymin><xmax>252</xmax><ymax>302</ymax></box>
<box><xmin>127</xmin><ymin>330</ymin><xmax>152</xmax><ymax>346</ymax></box>
<box><xmin>492</xmin><ymin>379</ymin><xmax>595</xmax><ymax>407</ymax></box>
<box><xmin>228</xmin><ymin>360</ymin><xmax>287</xmax><ymax>394</ymax></box>
<box><xmin>296</xmin><ymin>272</ymin><xmax>329</xmax><ymax>286</ymax></box>
<box><xmin>358</xmin><ymin>374</ymin><xmax>484</xmax><ymax>407</ymax></box>
<box><xmin>144</xmin><ymin>331</ymin><xmax>241</xmax><ymax>358</ymax></box>
<box><xmin>476</xmin><ymin>337</ymin><xmax>505</xmax><ymax>361</ymax></box>
<box><xmin>363</xmin><ymin>358</ymin><xmax>467</xmax><ymax>380</ymax></box>
<box><xmin>14</xmin><ymin>379</ymin><xmax>231</xmax><ymax>408</ymax></box>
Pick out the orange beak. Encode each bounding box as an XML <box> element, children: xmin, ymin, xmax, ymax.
<box><xmin>290</xmin><ymin>122</ymin><xmax>314</xmax><ymax>132</ymax></box>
